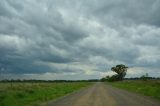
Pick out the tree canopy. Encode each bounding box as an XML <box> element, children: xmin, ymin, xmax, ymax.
<box><xmin>100</xmin><ymin>64</ymin><xmax>128</xmax><ymax>82</ymax></box>
<box><xmin>111</xmin><ymin>64</ymin><xmax>128</xmax><ymax>80</ymax></box>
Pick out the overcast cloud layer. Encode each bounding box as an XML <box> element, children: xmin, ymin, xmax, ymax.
<box><xmin>0</xmin><ymin>0</ymin><xmax>160</xmax><ymax>80</ymax></box>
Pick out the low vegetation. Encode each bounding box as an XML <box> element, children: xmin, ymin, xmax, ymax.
<box><xmin>0</xmin><ymin>82</ymin><xmax>91</xmax><ymax>106</ymax></box>
<box><xmin>109</xmin><ymin>80</ymin><xmax>160</xmax><ymax>100</ymax></box>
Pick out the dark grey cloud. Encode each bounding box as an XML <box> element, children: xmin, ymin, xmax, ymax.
<box><xmin>0</xmin><ymin>0</ymin><xmax>160</xmax><ymax>79</ymax></box>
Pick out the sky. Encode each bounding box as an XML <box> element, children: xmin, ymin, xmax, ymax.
<box><xmin>0</xmin><ymin>0</ymin><xmax>160</xmax><ymax>80</ymax></box>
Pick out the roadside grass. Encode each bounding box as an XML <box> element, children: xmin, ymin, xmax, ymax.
<box><xmin>0</xmin><ymin>82</ymin><xmax>91</xmax><ymax>106</ymax></box>
<box><xmin>109</xmin><ymin>80</ymin><xmax>160</xmax><ymax>100</ymax></box>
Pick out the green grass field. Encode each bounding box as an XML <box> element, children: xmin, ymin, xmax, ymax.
<box><xmin>109</xmin><ymin>80</ymin><xmax>160</xmax><ymax>100</ymax></box>
<box><xmin>0</xmin><ymin>82</ymin><xmax>91</xmax><ymax>106</ymax></box>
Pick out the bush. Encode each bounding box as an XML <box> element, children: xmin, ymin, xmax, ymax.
<box><xmin>101</xmin><ymin>75</ymin><xmax>120</xmax><ymax>82</ymax></box>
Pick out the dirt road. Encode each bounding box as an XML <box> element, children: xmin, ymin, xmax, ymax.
<box><xmin>46</xmin><ymin>82</ymin><xmax>160</xmax><ymax>106</ymax></box>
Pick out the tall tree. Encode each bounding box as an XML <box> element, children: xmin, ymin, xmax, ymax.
<box><xmin>111</xmin><ymin>64</ymin><xmax>128</xmax><ymax>80</ymax></box>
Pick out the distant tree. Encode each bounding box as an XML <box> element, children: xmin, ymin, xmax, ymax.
<box><xmin>111</xmin><ymin>64</ymin><xmax>128</xmax><ymax>81</ymax></box>
<box><xmin>100</xmin><ymin>78</ymin><xmax>106</xmax><ymax>82</ymax></box>
<box><xmin>100</xmin><ymin>75</ymin><xmax>111</xmax><ymax>82</ymax></box>
<box><xmin>106</xmin><ymin>75</ymin><xmax>110</xmax><ymax>80</ymax></box>
<box><xmin>140</xmin><ymin>73</ymin><xmax>149</xmax><ymax>81</ymax></box>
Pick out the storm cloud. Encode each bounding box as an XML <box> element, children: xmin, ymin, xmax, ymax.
<box><xmin>0</xmin><ymin>0</ymin><xmax>160</xmax><ymax>80</ymax></box>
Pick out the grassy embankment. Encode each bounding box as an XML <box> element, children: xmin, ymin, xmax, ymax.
<box><xmin>0</xmin><ymin>82</ymin><xmax>91</xmax><ymax>106</ymax></box>
<box><xmin>109</xmin><ymin>80</ymin><xmax>160</xmax><ymax>100</ymax></box>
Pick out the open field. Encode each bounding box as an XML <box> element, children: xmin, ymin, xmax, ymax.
<box><xmin>0</xmin><ymin>82</ymin><xmax>91</xmax><ymax>106</ymax></box>
<box><xmin>109</xmin><ymin>80</ymin><xmax>160</xmax><ymax>100</ymax></box>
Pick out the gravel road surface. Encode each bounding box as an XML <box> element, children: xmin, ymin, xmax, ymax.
<box><xmin>46</xmin><ymin>82</ymin><xmax>160</xmax><ymax>106</ymax></box>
